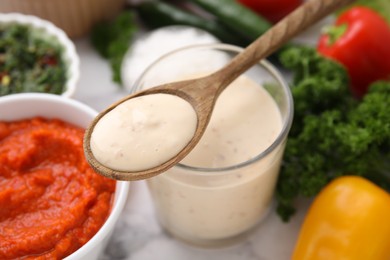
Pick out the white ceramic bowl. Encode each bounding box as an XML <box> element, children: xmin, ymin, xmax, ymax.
<box><xmin>0</xmin><ymin>13</ymin><xmax>80</xmax><ymax>97</ymax></box>
<box><xmin>0</xmin><ymin>93</ymin><xmax>129</xmax><ymax>260</ymax></box>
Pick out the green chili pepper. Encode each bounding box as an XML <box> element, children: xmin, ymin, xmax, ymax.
<box><xmin>188</xmin><ymin>0</ymin><xmax>272</xmax><ymax>42</ymax></box>
<box><xmin>136</xmin><ymin>1</ymin><xmax>246</xmax><ymax>46</ymax></box>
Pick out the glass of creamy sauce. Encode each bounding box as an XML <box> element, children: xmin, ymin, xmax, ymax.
<box><xmin>131</xmin><ymin>44</ymin><xmax>293</xmax><ymax>247</ymax></box>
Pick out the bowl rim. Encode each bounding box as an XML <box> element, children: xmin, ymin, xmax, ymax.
<box><xmin>0</xmin><ymin>93</ymin><xmax>130</xmax><ymax>259</ymax></box>
<box><xmin>0</xmin><ymin>13</ymin><xmax>80</xmax><ymax>97</ymax></box>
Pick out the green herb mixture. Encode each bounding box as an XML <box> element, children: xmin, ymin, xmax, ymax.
<box><xmin>0</xmin><ymin>24</ymin><xmax>67</xmax><ymax>96</ymax></box>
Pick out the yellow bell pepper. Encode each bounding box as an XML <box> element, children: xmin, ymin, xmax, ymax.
<box><xmin>292</xmin><ymin>176</ymin><xmax>390</xmax><ymax>260</ymax></box>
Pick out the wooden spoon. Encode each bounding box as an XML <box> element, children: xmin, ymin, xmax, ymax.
<box><xmin>84</xmin><ymin>0</ymin><xmax>354</xmax><ymax>181</ymax></box>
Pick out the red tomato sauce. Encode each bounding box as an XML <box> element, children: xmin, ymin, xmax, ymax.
<box><xmin>0</xmin><ymin>117</ymin><xmax>116</xmax><ymax>259</ymax></box>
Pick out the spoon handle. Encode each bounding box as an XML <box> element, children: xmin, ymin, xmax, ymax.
<box><xmin>215</xmin><ymin>0</ymin><xmax>354</xmax><ymax>89</ymax></box>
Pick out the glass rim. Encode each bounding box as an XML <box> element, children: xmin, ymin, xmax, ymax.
<box><xmin>133</xmin><ymin>43</ymin><xmax>294</xmax><ymax>174</ymax></box>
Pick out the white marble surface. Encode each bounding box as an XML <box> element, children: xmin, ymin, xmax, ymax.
<box><xmin>72</xmin><ymin>37</ymin><xmax>314</xmax><ymax>260</ymax></box>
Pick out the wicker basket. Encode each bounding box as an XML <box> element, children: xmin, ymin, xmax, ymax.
<box><xmin>0</xmin><ymin>0</ymin><xmax>125</xmax><ymax>38</ymax></box>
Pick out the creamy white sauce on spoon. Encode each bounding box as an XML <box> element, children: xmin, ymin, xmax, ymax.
<box><xmin>90</xmin><ymin>93</ymin><xmax>197</xmax><ymax>171</ymax></box>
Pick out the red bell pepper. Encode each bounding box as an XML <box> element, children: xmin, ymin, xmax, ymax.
<box><xmin>237</xmin><ymin>0</ymin><xmax>302</xmax><ymax>23</ymax></box>
<box><xmin>318</xmin><ymin>7</ymin><xmax>390</xmax><ymax>98</ymax></box>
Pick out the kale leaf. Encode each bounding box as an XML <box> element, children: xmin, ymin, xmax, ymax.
<box><xmin>277</xmin><ymin>46</ymin><xmax>390</xmax><ymax>221</ymax></box>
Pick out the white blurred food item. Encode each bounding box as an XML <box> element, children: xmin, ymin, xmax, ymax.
<box><xmin>121</xmin><ymin>26</ymin><xmax>220</xmax><ymax>91</ymax></box>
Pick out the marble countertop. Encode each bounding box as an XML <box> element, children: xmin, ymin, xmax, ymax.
<box><xmin>72</xmin><ymin>37</ymin><xmax>312</xmax><ymax>260</ymax></box>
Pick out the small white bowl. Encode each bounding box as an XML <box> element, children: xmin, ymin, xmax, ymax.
<box><xmin>0</xmin><ymin>93</ymin><xmax>129</xmax><ymax>260</ymax></box>
<box><xmin>0</xmin><ymin>13</ymin><xmax>80</xmax><ymax>97</ymax></box>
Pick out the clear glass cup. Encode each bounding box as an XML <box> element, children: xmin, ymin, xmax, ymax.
<box><xmin>131</xmin><ymin>44</ymin><xmax>293</xmax><ymax>247</ymax></box>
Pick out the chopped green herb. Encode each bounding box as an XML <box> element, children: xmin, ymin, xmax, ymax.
<box><xmin>0</xmin><ymin>24</ymin><xmax>67</xmax><ymax>96</ymax></box>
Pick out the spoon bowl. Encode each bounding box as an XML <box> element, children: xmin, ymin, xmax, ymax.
<box><xmin>84</xmin><ymin>0</ymin><xmax>355</xmax><ymax>181</ymax></box>
<box><xmin>84</xmin><ymin>77</ymin><xmax>220</xmax><ymax>181</ymax></box>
